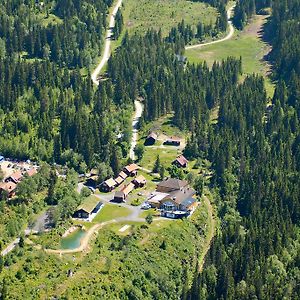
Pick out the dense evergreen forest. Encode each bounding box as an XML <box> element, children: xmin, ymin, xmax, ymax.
<box><xmin>0</xmin><ymin>0</ymin><xmax>133</xmax><ymax>173</ymax></box>
<box><xmin>233</xmin><ymin>0</ymin><xmax>271</xmax><ymax>29</ymax></box>
<box><xmin>186</xmin><ymin>0</ymin><xmax>300</xmax><ymax>298</ymax></box>
<box><xmin>0</xmin><ymin>0</ymin><xmax>299</xmax><ymax>298</ymax></box>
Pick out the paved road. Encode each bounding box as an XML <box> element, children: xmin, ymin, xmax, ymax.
<box><xmin>91</xmin><ymin>0</ymin><xmax>123</xmax><ymax>85</ymax></box>
<box><xmin>185</xmin><ymin>4</ymin><xmax>236</xmax><ymax>50</ymax></box>
<box><xmin>129</xmin><ymin>100</ymin><xmax>144</xmax><ymax>160</ymax></box>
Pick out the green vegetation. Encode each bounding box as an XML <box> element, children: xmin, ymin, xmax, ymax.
<box><xmin>122</xmin><ymin>0</ymin><xmax>218</xmax><ymax>37</ymax></box>
<box><xmin>185</xmin><ymin>14</ymin><xmax>275</xmax><ymax>97</ymax></box>
<box><xmin>0</xmin><ymin>206</ymin><xmax>210</xmax><ymax>299</ymax></box>
<box><xmin>92</xmin><ymin>204</ymin><xmax>131</xmax><ymax>223</ymax></box>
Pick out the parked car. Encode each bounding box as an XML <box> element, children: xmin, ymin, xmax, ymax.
<box><xmin>141</xmin><ymin>203</ymin><xmax>151</xmax><ymax>210</ymax></box>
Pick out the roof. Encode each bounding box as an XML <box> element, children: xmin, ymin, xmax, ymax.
<box><xmin>180</xmin><ymin>197</ymin><xmax>197</xmax><ymax>208</ymax></box>
<box><xmin>9</xmin><ymin>171</ymin><xmax>23</xmax><ymax>182</ymax></box>
<box><xmin>157</xmin><ymin>178</ymin><xmax>188</xmax><ymax>190</ymax></box>
<box><xmin>27</xmin><ymin>168</ymin><xmax>37</xmax><ymax>177</ymax></box>
<box><xmin>147</xmin><ymin>132</ymin><xmax>158</xmax><ymax>140</ymax></box>
<box><xmin>167</xmin><ymin>188</ymin><xmax>196</xmax><ymax>205</ymax></box>
<box><xmin>166</xmin><ymin>136</ymin><xmax>181</xmax><ymax>142</ymax></box>
<box><xmin>103</xmin><ymin>178</ymin><xmax>117</xmax><ymax>188</ymax></box>
<box><xmin>114</xmin><ymin>191</ymin><xmax>125</xmax><ymax>198</ymax></box>
<box><xmin>124</xmin><ymin>164</ymin><xmax>139</xmax><ymax>173</ymax></box>
<box><xmin>133</xmin><ymin>175</ymin><xmax>146</xmax><ymax>184</ymax></box>
<box><xmin>119</xmin><ymin>171</ymin><xmax>128</xmax><ymax>179</ymax></box>
<box><xmin>121</xmin><ymin>182</ymin><xmax>135</xmax><ymax>196</ymax></box>
<box><xmin>0</xmin><ymin>182</ymin><xmax>17</xmax><ymax>193</ymax></box>
<box><xmin>148</xmin><ymin>192</ymin><xmax>169</xmax><ymax>203</ymax></box>
<box><xmin>76</xmin><ymin>196</ymin><xmax>101</xmax><ymax>214</ymax></box>
<box><xmin>115</xmin><ymin>176</ymin><xmax>124</xmax><ymax>185</ymax></box>
<box><xmin>175</xmin><ymin>155</ymin><xmax>188</xmax><ymax>166</ymax></box>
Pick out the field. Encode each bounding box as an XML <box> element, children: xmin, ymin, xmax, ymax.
<box><xmin>185</xmin><ymin>15</ymin><xmax>275</xmax><ymax>97</ymax></box>
<box><xmin>122</xmin><ymin>0</ymin><xmax>218</xmax><ymax>37</ymax></box>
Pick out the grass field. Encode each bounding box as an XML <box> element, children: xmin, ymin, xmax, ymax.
<box><xmin>92</xmin><ymin>204</ymin><xmax>131</xmax><ymax>223</ymax></box>
<box><xmin>122</xmin><ymin>0</ymin><xmax>218</xmax><ymax>37</ymax></box>
<box><xmin>185</xmin><ymin>14</ymin><xmax>275</xmax><ymax>97</ymax></box>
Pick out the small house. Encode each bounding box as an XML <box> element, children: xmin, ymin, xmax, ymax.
<box><xmin>164</xmin><ymin>136</ymin><xmax>181</xmax><ymax>146</ymax></box>
<box><xmin>115</xmin><ymin>176</ymin><xmax>124</xmax><ymax>186</ymax></box>
<box><xmin>73</xmin><ymin>197</ymin><xmax>103</xmax><ymax>220</ymax></box>
<box><xmin>0</xmin><ymin>182</ymin><xmax>17</xmax><ymax>198</ymax></box>
<box><xmin>86</xmin><ymin>175</ymin><xmax>98</xmax><ymax>188</ymax></box>
<box><xmin>124</xmin><ymin>164</ymin><xmax>139</xmax><ymax>176</ymax></box>
<box><xmin>119</xmin><ymin>171</ymin><xmax>128</xmax><ymax>180</ymax></box>
<box><xmin>132</xmin><ymin>175</ymin><xmax>147</xmax><ymax>188</ymax></box>
<box><xmin>113</xmin><ymin>182</ymin><xmax>135</xmax><ymax>202</ymax></box>
<box><xmin>144</xmin><ymin>132</ymin><xmax>157</xmax><ymax>146</ymax></box>
<box><xmin>5</xmin><ymin>171</ymin><xmax>23</xmax><ymax>184</ymax></box>
<box><xmin>101</xmin><ymin>178</ymin><xmax>117</xmax><ymax>192</ymax></box>
<box><xmin>173</xmin><ymin>155</ymin><xmax>188</xmax><ymax>168</ymax></box>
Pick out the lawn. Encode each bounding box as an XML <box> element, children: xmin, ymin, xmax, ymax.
<box><xmin>185</xmin><ymin>14</ymin><xmax>275</xmax><ymax>97</ymax></box>
<box><xmin>122</xmin><ymin>0</ymin><xmax>218</xmax><ymax>37</ymax></box>
<box><xmin>92</xmin><ymin>204</ymin><xmax>131</xmax><ymax>223</ymax></box>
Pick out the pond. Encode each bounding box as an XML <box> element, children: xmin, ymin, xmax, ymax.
<box><xmin>60</xmin><ymin>229</ymin><xmax>86</xmax><ymax>250</ymax></box>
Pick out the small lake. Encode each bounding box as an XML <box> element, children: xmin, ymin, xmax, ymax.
<box><xmin>60</xmin><ymin>229</ymin><xmax>86</xmax><ymax>250</ymax></box>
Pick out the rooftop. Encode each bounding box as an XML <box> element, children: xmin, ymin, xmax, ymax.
<box><xmin>76</xmin><ymin>196</ymin><xmax>101</xmax><ymax>214</ymax></box>
<box><xmin>104</xmin><ymin>178</ymin><xmax>117</xmax><ymax>188</ymax></box>
<box><xmin>157</xmin><ymin>178</ymin><xmax>188</xmax><ymax>190</ymax></box>
<box><xmin>124</xmin><ymin>164</ymin><xmax>139</xmax><ymax>173</ymax></box>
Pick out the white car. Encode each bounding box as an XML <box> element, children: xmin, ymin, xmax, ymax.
<box><xmin>141</xmin><ymin>203</ymin><xmax>151</xmax><ymax>210</ymax></box>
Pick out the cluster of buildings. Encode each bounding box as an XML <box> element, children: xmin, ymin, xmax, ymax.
<box><xmin>144</xmin><ymin>132</ymin><xmax>181</xmax><ymax>147</ymax></box>
<box><xmin>0</xmin><ymin>157</ymin><xmax>38</xmax><ymax>198</ymax></box>
<box><xmin>147</xmin><ymin>178</ymin><xmax>198</xmax><ymax>219</ymax></box>
<box><xmin>100</xmin><ymin>163</ymin><xmax>147</xmax><ymax>202</ymax></box>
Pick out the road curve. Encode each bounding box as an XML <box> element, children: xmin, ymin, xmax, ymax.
<box><xmin>91</xmin><ymin>0</ymin><xmax>123</xmax><ymax>85</ymax></box>
<box><xmin>185</xmin><ymin>4</ymin><xmax>236</xmax><ymax>50</ymax></box>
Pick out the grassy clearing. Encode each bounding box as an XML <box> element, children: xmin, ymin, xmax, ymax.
<box><xmin>92</xmin><ymin>204</ymin><xmax>131</xmax><ymax>223</ymax></box>
<box><xmin>185</xmin><ymin>15</ymin><xmax>275</xmax><ymax>97</ymax></box>
<box><xmin>122</xmin><ymin>0</ymin><xmax>217</xmax><ymax>37</ymax></box>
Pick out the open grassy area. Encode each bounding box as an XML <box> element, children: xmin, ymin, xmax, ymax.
<box><xmin>122</xmin><ymin>0</ymin><xmax>217</xmax><ymax>37</ymax></box>
<box><xmin>92</xmin><ymin>203</ymin><xmax>131</xmax><ymax>223</ymax></box>
<box><xmin>185</xmin><ymin>15</ymin><xmax>275</xmax><ymax>97</ymax></box>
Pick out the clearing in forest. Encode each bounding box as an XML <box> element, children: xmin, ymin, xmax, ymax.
<box><xmin>122</xmin><ymin>0</ymin><xmax>218</xmax><ymax>37</ymax></box>
<box><xmin>185</xmin><ymin>14</ymin><xmax>275</xmax><ymax>97</ymax></box>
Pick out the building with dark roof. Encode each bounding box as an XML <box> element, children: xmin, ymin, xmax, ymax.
<box><xmin>144</xmin><ymin>132</ymin><xmax>158</xmax><ymax>146</ymax></box>
<box><xmin>173</xmin><ymin>155</ymin><xmax>188</xmax><ymax>168</ymax></box>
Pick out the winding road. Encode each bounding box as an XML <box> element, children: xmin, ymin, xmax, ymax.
<box><xmin>185</xmin><ymin>4</ymin><xmax>235</xmax><ymax>50</ymax></box>
<box><xmin>91</xmin><ymin>0</ymin><xmax>123</xmax><ymax>85</ymax></box>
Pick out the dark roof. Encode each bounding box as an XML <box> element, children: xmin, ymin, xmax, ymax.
<box><xmin>180</xmin><ymin>197</ymin><xmax>197</xmax><ymax>208</ymax></box>
<box><xmin>157</xmin><ymin>178</ymin><xmax>188</xmax><ymax>190</ymax></box>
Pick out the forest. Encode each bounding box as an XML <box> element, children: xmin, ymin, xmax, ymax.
<box><xmin>0</xmin><ymin>0</ymin><xmax>299</xmax><ymax>298</ymax></box>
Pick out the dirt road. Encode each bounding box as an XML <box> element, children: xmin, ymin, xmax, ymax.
<box><xmin>185</xmin><ymin>4</ymin><xmax>235</xmax><ymax>50</ymax></box>
<box><xmin>91</xmin><ymin>0</ymin><xmax>123</xmax><ymax>85</ymax></box>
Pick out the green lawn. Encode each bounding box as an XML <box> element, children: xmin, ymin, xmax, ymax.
<box><xmin>185</xmin><ymin>15</ymin><xmax>275</xmax><ymax>97</ymax></box>
<box><xmin>92</xmin><ymin>204</ymin><xmax>131</xmax><ymax>223</ymax></box>
<box><xmin>122</xmin><ymin>0</ymin><xmax>218</xmax><ymax>37</ymax></box>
